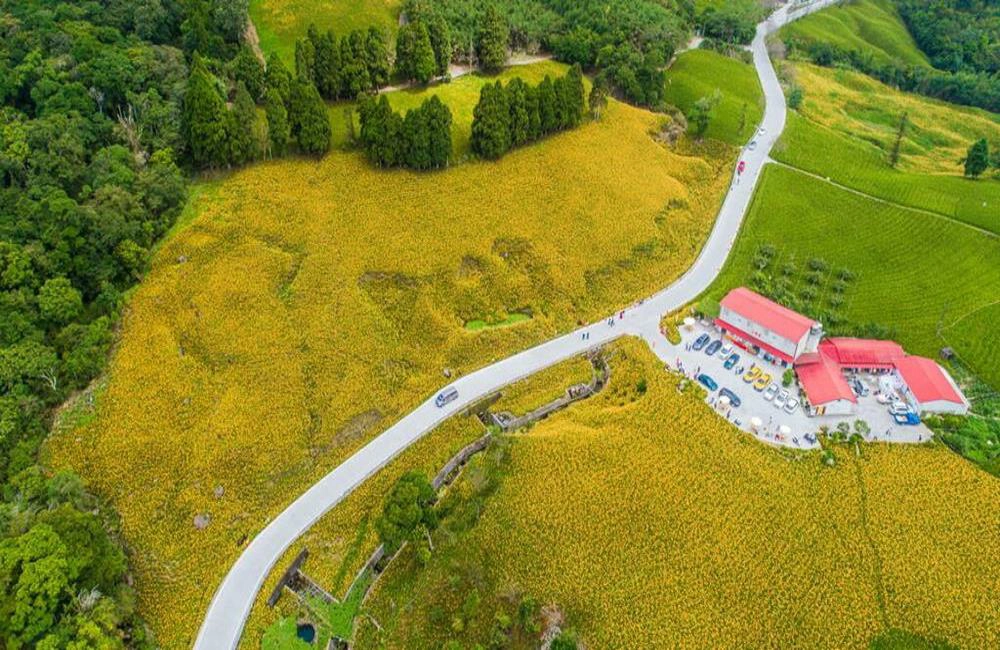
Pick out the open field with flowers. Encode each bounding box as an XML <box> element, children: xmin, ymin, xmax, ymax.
<box><xmin>250</xmin><ymin>0</ymin><xmax>402</xmax><ymax>64</ymax></box>
<box><xmin>708</xmin><ymin>165</ymin><xmax>1000</xmax><ymax>390</ymax></box>
<box><xmin>42</xmin><ymin>97</ymin><xmax>735</xmax><ymax>648</ymax></box>
<box><xmin>663</xmin><ymin>49</ymin><xmax>764</xmax><ymax>146</ymax></box>
<box><xmin>772</xmin><ymin>63</ymin><xmax>1000</xmax><ymax>233</ymax></box>
<box><xmin>354</xmin><ymin>338</ymin><xmax>1000</xmax><ymax>649</ymax></box>
<box><xmin>488</xmin><ymin>353</ymin><xmax>595</xmax><ymax>417</ymax></box>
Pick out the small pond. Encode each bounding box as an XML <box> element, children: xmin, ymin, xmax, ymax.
<box><xmin>296</xmin><ymin>623</ymin><xmax>316</xmax><ymax>644</ymax></box>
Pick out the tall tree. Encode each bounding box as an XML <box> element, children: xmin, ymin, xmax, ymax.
<box><xmin>537</xmin><ymin>75</ymin><xmax>558</xmax><ymax>134</ymax></box>
<box><xmin>506</xmin><ymin>78</ymin><xmax>530</xmax><ymax>146</ymax></box>
<box><xmin>376</xmin><ymin>471</ymin><xmax>437</xmax><ymax>555</ymax></box>
<box><xmin>313</xmin><ymin>31</ymin><xmax>340</xmax><ymax>99</ymax></box>
<box><xmin>477</xmin><ymin>5</ymin><xmax>509</xmax><ymax>72</ymax></box>
<box><xmin>265</xmin><ymin>88</ymin><xmax>290</xmax><ymax>157</ymax></box>
<box><xmin>588</xmin><ymin>81</ymin><xmax>608</xmax><ymax>120</ymax></box>
<box><xmin>471</xmin><ymin>81</ymin><xmax>511</xmax><ymax>159</ymax></box>
<box><xmin>228</xmin><ymin>82</ymin><xmax>259</xmax><ymax>165</ymax></box>
<box><xmin>340</xmin><ymin>33</ymin><xmax>372</xmax><ymax>97</ymax></box>
<box><xmin>563</xmin><ymin>65</ymin><xmax>586</xmax><ymax>127</ymax></box>
<box><xmin>888</xmin><ymin>111</ymin><xmax>909</xmax><ymax>168</ymax></box>
<box><xmin>423</xmin><ymin>95</ymin><xmax>452</xmax><ymax>168</ymax></box>
<box><xmin>402</xmin><ymin>104</ymin><xmax>431</xmax><ymax>169</ymax></box>
<box><xmin>265</xmin><ymin>52</ymin><xmax>292</xmax><ymax>105</ymax></box>
<box><xmin>396</xmin><ymin>22</ymin><xmax>436</xmax><ymax>85</ymax></box>
<box><xmin>182</xmin><ymin>54</ymin><xmax>229</xmax><ymax>168</ymax></box>
<box><xmin>289</xmin><ymin>80</ymin><xmax>331</xmax><ymax>156</ymax></box>
<box><xmin>294</xmin><ymin>36</ymin><xmax>316</xmax><ymax>84</ymax></box>
<box><xmin>963</xmin><ymin>138</ymin><xmax>990</xmax><ymax>178</ymax></box>
<box><xmin>688</xmin><ymin>90</ymin><xmax>722</xmax><ymax>139</ymax></box>
<box><xmin>232</xmin><ymin>45</ymin><xmax>265</xmax><ymax>102</ymax></box>
<box><xmin>365</xmin><ymin>28</ymin><xmax>391</xmax><ymax>88</ymax></box>
<box><xmin>427</xmin><ymin>16</ymin><xmax>453</xmax><ymax>77</ymax></box>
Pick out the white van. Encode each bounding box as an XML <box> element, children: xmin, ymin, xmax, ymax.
<box><xmin>435</xmin><ymin>386</ymin><xmax>458</xmax><ymax>408</ymax></box>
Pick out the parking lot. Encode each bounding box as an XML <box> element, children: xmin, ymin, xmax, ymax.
<box><xmin>664</xmin><ymin>322</ymin><xmax>933</xmax><ymax>450</ymax></box>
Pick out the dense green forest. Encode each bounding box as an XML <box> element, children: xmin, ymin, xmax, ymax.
<box><xmin>785</xmin><ymin>0</ymin><xmax>1000</xmax><ymax>113</ymax></box>
<box><xmin>897</xmin><ymin>0</ymin><xmax>1000</xmax><ymax>75</ymax></box>
<box><xmin>0</xmin><ymin>0</ymin><xmax>259</xmax><ymax>646</ymax></box>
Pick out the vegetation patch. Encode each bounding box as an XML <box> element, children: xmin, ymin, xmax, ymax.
<box><xmin>44</xmin><ymin>98</ymin><xmax>735</xmax><ymax>647</ymax></box>
<box><xmin>356</xmin><ymin>339</ymin><xmax>1000</xmax><ymax>648</ymax></box>
<box><xmin>464</xmin><ymin>312</ymin><xmax>532</xmax><ymax>332</ymax></box>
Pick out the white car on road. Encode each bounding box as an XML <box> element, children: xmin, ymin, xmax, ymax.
<box><xmin>784</xmin><ymin>397</ymin><xmax>799</xmax><ymax>414</ymax></box>
<box><xmin>774</xmin><ymin>389</ymin><xmax>789</xmax><ymax>408</ymax></box>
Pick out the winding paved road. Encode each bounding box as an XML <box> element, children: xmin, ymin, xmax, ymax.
<box><xmin>194</xmin><ymin>2</ymin><xmax>840</xmax><ymax>648</ymax></box>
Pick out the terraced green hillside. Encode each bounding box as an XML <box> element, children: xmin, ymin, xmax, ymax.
<box><xmin>780</xmin><ymin>0</ymin><xmax>930</xmax><ymax>67</ymax></box>
<box><xmin>663</xmin><ymin>49</ymin><xmax>764</xmax><ymax>145</ymax></box>
<box><xmin>710</xmin><ymin>165</ymin><xmax>1000</xmax><ymax>388</ymax></box>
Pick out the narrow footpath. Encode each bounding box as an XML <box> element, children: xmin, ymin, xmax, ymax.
<box><xmin>194</xmin><ymin>2</ymin><xmax>843</xmax><ymax>648</ymax></box>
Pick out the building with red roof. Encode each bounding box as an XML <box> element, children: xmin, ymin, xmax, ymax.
<box><xmin>818</xmin><ymin>338</ymin><xmax>905</xmax><ymax>371</ymax></box>
<box><xmin>715</xmin><ymin>287</ymin><xmax>821</xmax><ymax>365</ymax></box>
<box><xmin>894</xmin><ymin>356</ymin><xmax>969</xmax><ymax>414</ymax></box>
<box><xmin>713</xmin><ymin>288</ymin><xmax>969</xmax><ymax>416</ymax></box>
<box><xmin>794</xmin><ymin>352</ymin><xmax>856</xmax><ymax>415</ymax></box>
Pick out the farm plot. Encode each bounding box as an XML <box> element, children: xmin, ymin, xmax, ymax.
<box><xmin>43</xmin><ymin>98</ymin><xmax>735</xmax><ymax>648</ymax></box>
<box><xmin>663</xmin><ymin>49</ymin><xmax>764</xmax><ymax>146</ymax></box>
<box><xmin>942</xmin><ymin>302</ymin><xmax>1000</xmax><ymax>392</ymax></box>
<box><xmin>354</xmin><ymin>338</ymin><xmax>1000</xmax><ymax>649</ymax></box>
<box><xmin>772</xmin><ymin>65</ymin><xmax>1000</xmax><ymax>234</ymax></box>
<box><xmin>708</xmin><ymin>165</ymin><xmax>1000</xmax><ymax>388</ymax></box>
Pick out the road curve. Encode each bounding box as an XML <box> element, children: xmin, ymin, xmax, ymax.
<box><xmin>194</xmin><ymin>2</ymin><xmax>840</xmax><ymax>648</ymax></box>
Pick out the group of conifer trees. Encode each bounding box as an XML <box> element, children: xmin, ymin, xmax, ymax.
<box><xmin>294</xmin><ymin>25</ymin><xmax>391</xmax><ymax>100</ymax></box>
<box><xmin>358</xmin><ymin>95</ymin><xmax>453</xmax><ymax>170</ymax></box>
<box><xmin>471</xmin><ymin>66</ymin><xmax>586</xmax><ymax>160</ymax></box>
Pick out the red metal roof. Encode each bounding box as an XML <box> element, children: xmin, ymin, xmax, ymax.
<box><xmin>819</xmin><ymin>338</ymin><xmax>905</xmax><ymax>368</ymax></box>
<box><xmin>715</xmin><ymin>317</ymin><xmax>795</xmax><ymax>363</ymax></box>
<box><xmin>894</xmin><ymin>356</ymin><xmax>964</xmax><ymax>405</ymax></box>
<box><xmin>794</xmin><ymin>353</ymin><xmax>856</xmax><ymax>405</ymax></box>
<box><xmin>720</xmin><ymin>287</ymin><xmax>817</xmax><ymax>343</ymax></box>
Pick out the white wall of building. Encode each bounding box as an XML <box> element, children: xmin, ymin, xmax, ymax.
<box><xmin>719</xmin><ymin>305</ymin><xmax>807</xmax><ymax>360</ymax></box>
<box><xmin>811</xmin><ymin>399</ymin><xmax>854</xmax><ymax>416</ymax></box>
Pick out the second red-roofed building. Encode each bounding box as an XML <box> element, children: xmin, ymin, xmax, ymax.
<box><xmin>715</xmin><ymin>287</ymin><xmax>823</xmax><ymax>366</ymax></box>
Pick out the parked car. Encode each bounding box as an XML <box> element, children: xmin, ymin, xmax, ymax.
<box><xmin>763</xmin><ymin>384</ymin><xmax>779</xmax><ymax>401</ymax></box>
<box><xmin>893</xmin><ymin>411</ymin><xmax>921</xmax><ymax>425</ymax></box>
<box><xmin>747</xmin><ymin>140</ymin><xmax>758</xmax><ymax>151</ymax></box>
<box><xmin>743</xmin><ymin>366</ymin><xmax>761</xmax><ymax>383</ymax></box>
<box><xmin>784</xmin><ymin>398</ymin><xmax>799</xmax><ymax>414</ymax></box>
<box><xmin>724</xmin><ymin>353</ymin><xmax>740</xmax><ymax>370</ymax></box>
<box><xmin>774</xmin><ymin>389</ymin><xmax>789</xmax><ymax>408</ymax></box>
<box><xmin>719</xmin><ymin>388</ymin><xmax>742</xmax><ymax>408</ymax></box>
<box><xmin>804</xmin><ymin>432</ymin><xmax>817</xmax><ymax>444</ymax></box>
<box><xmin>705</xmin><ymin>339</ymin><xmax>722</xmax><ymax>356</ymax></box>
<box><xmin>719</xmin><ymin>343</ymin><xmax>733</xmax><ymax>358</ymax></box>
<box><xmin>692</xmin><ymin>333</ymin><xmax>710</xmax><ymax>351</ymax></box>
<box><xmin>889</xmin><ymin>402</ymin><xmax>911</xmax><ymax>416</ymax></box>
<box><xmin>757</xmin><ymin>126</ymin><xmax>767</xmax><ymax>136</ymax></box>
<box><xmin>435</xmin><ymin>386</ymin><xmax>458</xmax><ymax>408</ymax></box>
<box><xmin>697</xmin><ymin>374</ymin><xmax>718</xmax><ymax>391</ymax></box>
<box><xmin>754</xmin><ymin>373</ymin><xmax>772</xmax><ymax>391</ymax></box>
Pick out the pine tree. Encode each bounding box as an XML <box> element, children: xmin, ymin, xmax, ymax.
<box><xmin>403</xmin><ymin>104</ymin><xmax>431</xmax><ymax>169</ymax></box>
<box><xmin>506</xmin><ymin>78</ymin><xmax>530</xmax><ymax>147</ymax></box>
<box><xmin>524</xmin><ymin>84</ymin><xmax>541</xmax><ymax>141</ymax></box>
<box><xmin>228</xmin><ymin>81</ymin><xmax>259</xmax><ymax>165</ymax></box>
<box><xmin>265</xmin><ymin>88</ymin><xmax>290</xmax><ymax>156</ymax></box>
<box><xmin>295</xmin><ymin>36</ymin><xmax>316</xmax><ymax>84</ymax></box>
<box><xmin>963</xmin><ymin>138</ymin><xmax>989</xmax><ymax>178</ymax></box>
<box><xmin>265</xmin><ymin>52</ymin><xmax>292</xmax><ymax>105</ymax></box>
<box><xmin>471</xmin><ymin>81</ymin><xmax>511</xmax><ymax>159</ymax></box>
<box><xmin>563</xmin><ymin>65</ymin><xmax>586</xmax><ymax>127</ymax></box>
<box><xmin>291</xmin><ymin>79</ymin><xmax>331</xmax><ymax>155</ymax></box>
<box><xmin>428</xmin><ymin>16</ymin><xmax>453</xmax><ymax>77</ymax></box>
<box><xmin>424</xmin><ymin>95</ymin><xmax>452</xmax><ymax>168</ymax></box>
<box><xmin>365</xmin><ymin>27</ymin><xmax>391</xmax><ymax>88</ymax></box>
<box><xmin>537</xmin><ymin>75</ymin><xmax>558</xmax><ymax>134</ymax></box>
<box><xmin>477</xmin><ymin>5</ymin><xmax>509</xmax><ymax>72</ymax></box>
<box><xmin>359</xmin><ymin>95</ymin><xmax>402</xmax><ymax>167</ymax></box>
<box><xmin>182</xmin><ymin>54</ymin><xmax>230</xmax><ymax>168</ymax></box>
<box><xmin>397</xmin><ymin>22</ymin><xmax>436</xmax><ymax>84</ymax></box>
<box><xmin>340</xmin><ymin>32</ymin><xmax>372</xmax><ymax>97</ymax></box>
<box><xmin>232</xmin><ymin>45</ymin><xmax>265</xmax><ymax>102</ymax></box>
<box><xmin>313</xmin><ymin>31</ymin><xmax>340</xmax><ymax>99</ymax></box>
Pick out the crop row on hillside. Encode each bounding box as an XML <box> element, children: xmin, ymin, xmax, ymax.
<box><xmin>355</xmin><ymin>338</ymin><xmax>1000</xmax><ymax>649</ymax></box>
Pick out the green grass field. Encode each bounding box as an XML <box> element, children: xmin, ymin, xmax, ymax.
<box><xmin>774</xmin><ymin>113</ymin><xmax>1000</xmax><ymax>234</ymax></box>
<box><xmin>250</xmin><ymin>0</ymin><xmax>402</xmax><ymax>63</ymax></box>
<box><xmin>942</xmin><ymin>303</ymin><xmax>1000</xmax><ymax>391</ymax></box>
<box><xmin>326</xmin><ymin>60</ymin><xmax>578</xmax><ymax>160</ymax></box>
<box><xmin>709</xmin><ymin>165</ymin><xmax>1000</xmax><ymax>388</ymax></box>
<box><xmin>663</xmin><ymin>49</ymin><xmax>764</xmax><ymax>145</ymax></box>
<box><xmin>780</xmin><ymin>0</ymin><xmax>930</xmax><ymax>67</ymax></box>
